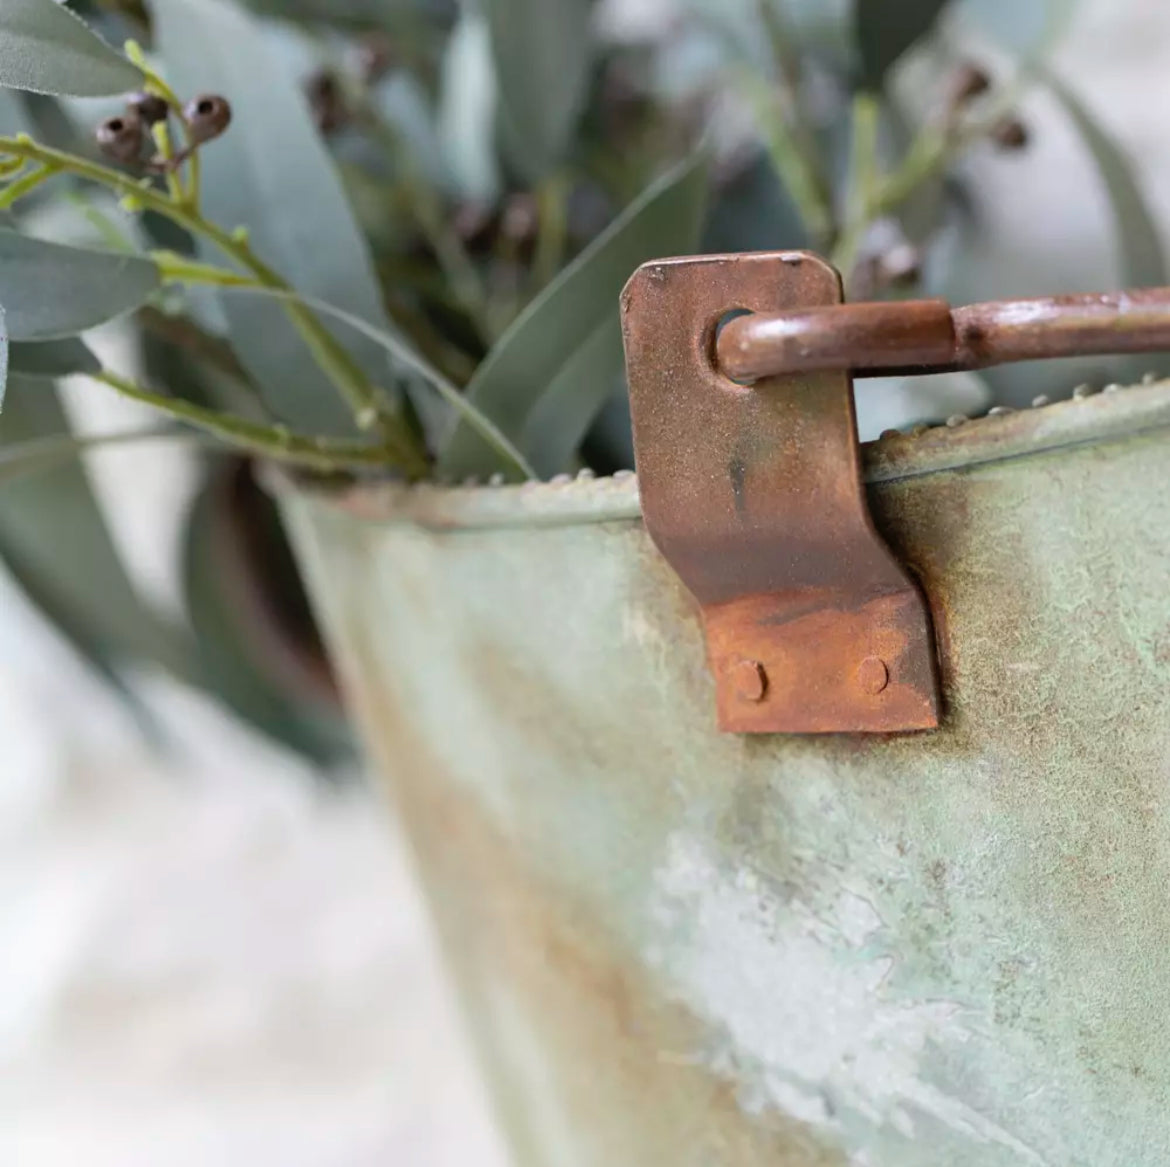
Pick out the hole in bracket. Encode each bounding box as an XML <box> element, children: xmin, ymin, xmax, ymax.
<box><xmin>711</xmin><ymin>308</ymin><xmax>755</xmax><ymax>386</ymax></box>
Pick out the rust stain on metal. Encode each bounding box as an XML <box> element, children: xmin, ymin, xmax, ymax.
<box><xmin>621</xmin><ymin>251</ymin><xmax>940</xmax><ymax>734</ymax></box>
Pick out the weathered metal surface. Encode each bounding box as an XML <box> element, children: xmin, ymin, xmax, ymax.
<box><xmin>285</xmin><ymin>379</ymin><xmax>1170</xmax><ymax>1166</ymax></box>
<box><xmin>622</xmin><ymin>252</ymin><xmax>939</xmax><ymax>733</ymax></box>
<box><xmin>718</xmin><ymin>285</ymin><xmax>1170</xmax><ymax>381</ymax></box>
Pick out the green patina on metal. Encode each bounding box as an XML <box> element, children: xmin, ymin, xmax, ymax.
<box><xmin>285</xmin><ymin>381</ymin><xmax>1170</xmax><ymax>1166</ymax></box>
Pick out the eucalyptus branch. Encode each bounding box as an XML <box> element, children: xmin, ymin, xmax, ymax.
<box><xmin>739</xmin><ymin>73</ymin><xmax>835</xmax><ymax>250</ymax></box>
<box><xmin>0</xmin><ymin>162</ymin><xmax>54</xmax><ymax>209</ymax></box>
<box><xmin>354</xmin><ymin>103</ymin><xmax>492</xmax><ymax>339</ymax></box>
<box><xmin>831</xmin><ymin>93</ymin><xmax>882</xmax><ymax>277</ymax></box>
<box><xmin>754</xmin><ymin>0</ymin><xmax>833</xmax><ymax>238</ymax></box>
<box><xmin>90</xmin><ymin>369</ymin><xmax>428</xmax><ymax>475</ymax></box>
<box><xmin>0</xmin><ymin>133</ymin><xmax>405</xmax><ymax>446</ymax></box>
<box><xmin>0</xmin><ymin>425</ymin><xmax>201</xmax><ymax>486</ymax></box>
<box><xmin>152</xmin><ymin>257</ymin><xmax>535</xmax><ymax>478</ymax></box>
<box><xmin>832</xmin><ymin>74</ymin><xmax>1037</xmax><ymax>281</ymax></box>
<box><xmin>123</xmin><ymin>39</ymin><xmax>200</xmax><ymax>208</ymax></box>
<box><xmin>533</xmin><ymin>174</ymin><xmax>571</xmax><ymax>290</ymax></box>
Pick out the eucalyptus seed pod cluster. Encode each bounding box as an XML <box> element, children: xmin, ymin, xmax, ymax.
<box><xmin>95</xmin><ymin>90</ymin><xmax>233</xmax><ymax>170</ymax></box>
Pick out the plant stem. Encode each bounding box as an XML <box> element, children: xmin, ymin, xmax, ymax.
<box><xmin>533</xmin><ymin>174</ymin><xmax>570</xmax><ymax>290</ymax></box>
<box><xmin>754</xmin><ymin>0</ymin><xmax>834</xmax><ymax>241</ymax></box>
<box><xmin>0</xmin><ymin>425</ymin><xmax>202</xmax><ymax>486</ymax></box>
<box><xmin>830</xmin><ymin>76</ymin><xmax>1035</xmax><ymax>280</ymax></box>
<box><xmin>0</xmin><ymin>162</ymin><xmax>54</xmax><ymax>209</ymax></box>
<box><xmin>739</xmin><ymin>73</ymin><xmax>835</xmax><ymax>249</ymax></box>
<box><xmin>91</xmin><ymin>369</ymin><xmax>428</xmax><ymax>475</ymax></box>
<box><xmin>353</xmin><ymin>102</ymin><xmax>493</xmax><ymax>339</ymax></box>
<box><xmin>0</xmin><ymin>134</ymin><xmax>408</xmax><ymax>449</ymax></box>
<box><xmin>830</xmin><ymin>92</ymin><xmax>882</xmax><ymax>278</ymax></box>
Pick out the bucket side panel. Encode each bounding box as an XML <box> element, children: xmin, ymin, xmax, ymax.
<box><xmin>288</xmin><ymin>425</ymin><xmax>1170</xmax><ymax>1167</ymax></box>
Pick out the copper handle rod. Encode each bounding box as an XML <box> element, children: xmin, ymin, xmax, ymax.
<box><xmin>716</xmin><ymin>288</ymin><xmax>1170</xmax><ymax>382</ymax></box>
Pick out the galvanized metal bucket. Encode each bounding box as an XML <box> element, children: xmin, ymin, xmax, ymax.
<box><xmin>285</xmin><ymin>380</ymin><xmax>1170</xmax><ymax>1166</ymax></box>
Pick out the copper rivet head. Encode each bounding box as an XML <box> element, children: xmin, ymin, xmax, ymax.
<box><xmin>731</xmin><ymin>659</ymin><xmax>768</xmax><ymax>703</ymax></box>
<box><xmin>857</xmin><ymin>656</ymin><xmax>889</xmax><ymax>695</ymax></box>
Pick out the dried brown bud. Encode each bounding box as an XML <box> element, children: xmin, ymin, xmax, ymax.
<box><xmin>946</xmin><ymin>61</ymin><xmax>992</xmax><ymax>111</ymax></box>
<box><xmin>96</xmin><ymin>112</ymin><xmax>145</xmax><ymax>164</ymax></box>
<box><xmin>991</xmin><ymin>116</ymin><xmax>1029</xmax><ymax>151</ymax></box>
<box><xmin>500</xmin><ymin>192</ymin><xmax>539</xmax><ymax>245</ymax></box>
<box><xmin>184</xmin><ymin>94</ymin><xmax>233</xmax><ymax>145</ymax></box>
<box><xmin>877</xmin><ymin>242</ymin><xmax>922</xmax><ymax>288</ymax></box>
<box><xmin>356</xmin><ymin>35</ymin><xmax>395</xmax><ymax>84</ymax></box>
<box><xmin>451</xmin><ymin>201</ymin><xmax>497</xmax><ymax>252</ymax></box>
<box><xmin>128</xmin><ymin>91</ymin><xmax>170</xmax><ymax>126</ymax></box>
<box><xmin>306</xmin><ymin>72</ymin><xmax>346</xmax><ymax>135</ymax></box>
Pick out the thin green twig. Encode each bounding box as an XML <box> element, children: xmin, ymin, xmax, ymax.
<box><xmin>91</xmin><ymin>369</ymin><xmax>427</xmax><ymax>475</ymax></box>
<box><xmin>831</xmin><ymin>93</ymin><xmax>882</xmax><ymax>277</ymax></box>
<box><xmin>738</xmin><ymin>73</ymin><xmax>835</xmax><ymax>249</ymax></box>
<box><xmin>0</xmin><ymin>162</ymin><xmax>54</xmax><ymax>209</ymax></box>
<box><xmin>0</xmin><ymin>425</ymin><xmax>201</xmax><ymax>486</ymax></box>
<box><xmin>0</xmin><ymin>133</ymin><xmax>405</xmax><ymax>448</ymax></box>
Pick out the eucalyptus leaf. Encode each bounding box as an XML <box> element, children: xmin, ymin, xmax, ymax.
<box><xmin>0</xmin><ymin>374</ymin><xmax>195</xmax><ymax>694</ymax></box>
<box><xmin>152</xmin><ymin>0</ymin><xmax>416</xmax><ymax>438</ymax></box>
<box><xmin>521</xmin><ymin>315</ymin><xmax>623</xmax><ymax>479</ymax></box>
<box><xmin>0</xmin><ymin>229</ymin><xmax>159</xmax><ymax>339</ymax></box>
<box><xmin>182</xmin><ymin>468</ymin><xmax>352</xmax><ymax>766</ymax></box>
<box><xmin>1046</xmin><ymin>74</ymin><xmax>1166</xmax><ymax>289</ymax></box>
<box><xmin>438</xmin><ymin>151</ymin><xmax>709</xmax><ymax>481</ymax></box>
<box><xmin>855</xmin><ymin>0</ymin><xmax>949</xmax><ymax>90</ymax></box>
<box><xmin>9</xmin><ymin>335</ymin><xmax>99</xmax><ymax>379</ymax></box>
<box><xmin>238</xmin><ymin>0</ymin><xmax>451</xmax><ymax>26</ymax></box>
<box><xmin>960</xmin><ymin>0</ymin><xmax>1080</xmax><ymax>55</ymax></box>
<box><xmin>483</xmin><ymin>0</ymin><xmax>593</xmax><ymax>181</ymax></box>
<box><xmin>0</xmin><ymin>0</ymin><xmax>142</xmax><ymax>97</ymax></box>
<box><xmin>438</xmin><ymin>8</ymin><xmax>500</xmax><ymax>202</ymax></box>
<box><xmin>702</xmin><ymin>149</ymin><xmax>808</xmax><ymax>253</ymax></box>
<box><xmin>0</xmin><ymin>304</ymin><xmax>7</xmax><ymax>409</ymax></box>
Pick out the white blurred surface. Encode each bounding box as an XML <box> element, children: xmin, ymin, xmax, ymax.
<box><xmin>2</xmin><ymin>0</ymin><xmax>1170</xmax><ymax>1163</ymax></box>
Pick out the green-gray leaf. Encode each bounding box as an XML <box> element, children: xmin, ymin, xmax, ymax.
<box><xmin>0</xmin><ymin>304</ymin><xmax>7</xmax><ymax>409</ymax></box>
<box><xmin>960</xmin><ymin>0</ymin><xmax>1080</xmax><ymax>55</ymax></box>
<box><xmin>483</xmin><ymin>0</ymin><xmax>593</xmax><ymax>181</ymax></box>
<box><xmin>9</xmin><ymin>335</ymin><xmax>99</xmax><ymax>379</ymax></box>
<box><xmin>438</xmin><ymin>9</ymin><xmax>500</xmax><ymax>202</ymax></box>
<box><xmin>1046</xmin><ymin>73</ymin><xmax>1166</xmax><ymax>289</ymax></box>
<box><xmin>856</xmin><ymin>0</ymin><xmax>950</xmax><ymax>90</ymax></box>
<box><xmin>151</xmin><ymin>0</ymin><xmax>412</xmax><ymax>438</ymax></box>
<box><xmin>0</xmin><ymin>229</ymin><xmax>159</xmax><ymax>339</ymax></box>
<box><xmin>438</xmin><ymin>152</ymin><xmax>710</xmax><ymax>480</ymax></box>
<box><xmin>0</xmin><ymin>0</ymin><xmax>142</xmax><ymax>97</ymax></box>
<box><xmin>182</xmin><ymin>468</ymin><xmax>352</xmax><ymax>766</ymax></box>
<box><xmin>0</xmin><ymin>375</ymin><xmax>194</xmax><ymax>698</ymax></box>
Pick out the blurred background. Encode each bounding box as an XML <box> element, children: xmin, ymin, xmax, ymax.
<box><xmin>2</xmin><ymin>0</ymin><xmax>1169</xmax><ymax>1162</ymax></box>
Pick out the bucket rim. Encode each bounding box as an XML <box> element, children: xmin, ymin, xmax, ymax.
<box><xmin>289</xmin><ymin>377</ymin><xmax>1170</xmax><ymax>532</ymax></box>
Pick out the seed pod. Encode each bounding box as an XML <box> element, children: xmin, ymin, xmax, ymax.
<box><xmin>306</xmin><ymin>72</ymin><xmax>346</xmax><ymax>135</ymax></box>
<box><xmin>991</xmin><ymin>116</ymin><xmax>1029</xmax><ymax>151</ymax></box>
<box><xmin>452</xmin><ymin>201</ymin><xmax>497</xmax><ymax>253</ymax></box>
<box><xmin>128</xmin><ymin>91</ymin><xmax>170</xmax><ymax>126</ymax></box>
<box><xmin>946</xmin><ymin>61</ymin><xmax>992</xmax><ymax>111</ymax></box>
<box><xmin>184</xmin><ymin>93</ymin><xmax>233</xmax><ymax>144</ymax></box>
<box><xmin>877</xmin><ymin>242</ymin><xmax>922</xmax><ymax>289</ymax></box>
<box><xmin>501</xmin><ymin>192</ymin><xmax>539</xmax><ymax>246</ymax></box>
<box><xmin>356</xmin><ymin>34</ymin><xmax>394</xmax><ymax>84</ymax></box>
<box><xmin>96</xmin><ymin>112</ymin><xmax>146</xmax><ymax>164</ymax></box>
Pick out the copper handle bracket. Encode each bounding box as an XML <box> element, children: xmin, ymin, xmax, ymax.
<box><xmin>621</xmin><ymin>251</ymin><xmax>941</xmax><ymax>734</ymax></box>
<box><xmin>623</xmin><ymin>249</ymin><xmax>1170</xmax><ymax>734</ymax></box>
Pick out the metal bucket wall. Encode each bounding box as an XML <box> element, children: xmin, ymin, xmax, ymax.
<box><xmin>285</xmin><ymin>382</ymin><xmax>1170</xmax><ymax>1167</ymax></box>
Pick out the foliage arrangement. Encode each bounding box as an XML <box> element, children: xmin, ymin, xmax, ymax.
<box><xmin>0</xmin><ymin>0</ymin><xmax>1158</xmax><ymax>763</ymax></box>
